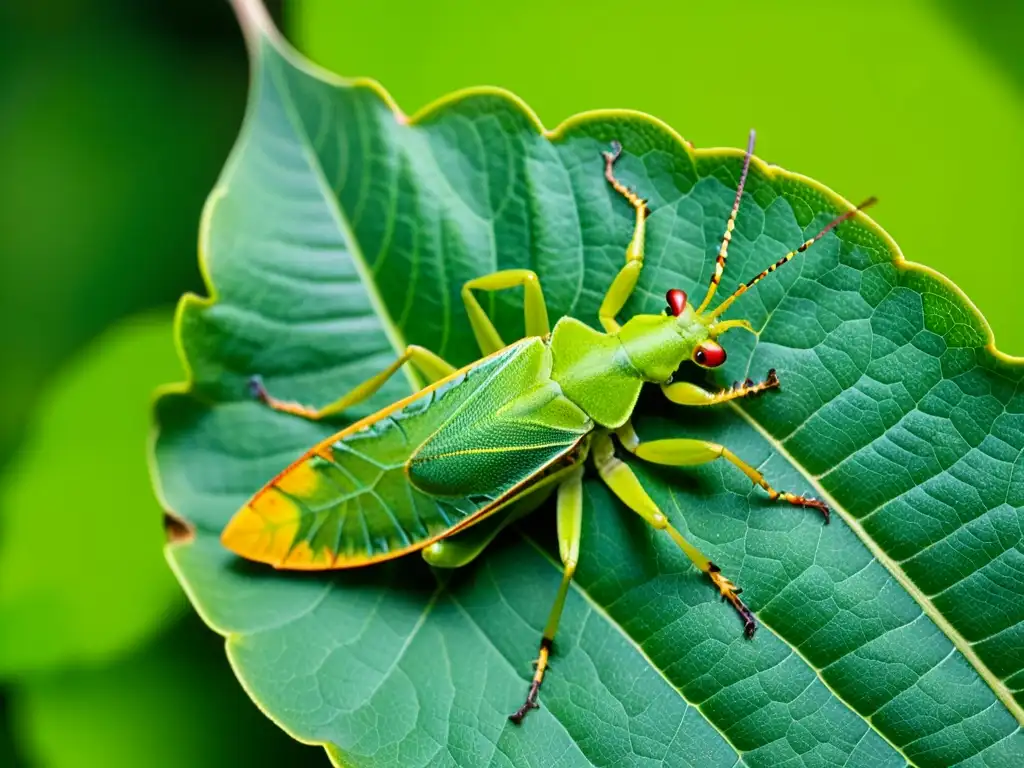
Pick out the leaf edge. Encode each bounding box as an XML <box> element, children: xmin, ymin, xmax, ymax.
<box><xmin>145</xmin><ymin>0</ymin><xmax>1024</xmax><ymax>760</ymax></box>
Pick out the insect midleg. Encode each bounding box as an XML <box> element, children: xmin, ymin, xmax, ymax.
<box><xmin>662</xmin><ymin>368</ymin><xmax>780</xmax><ymax>407</ymax></box>
<box><xmin>509</xmin><ymin>463</ymin><xmax>585</xmax><ymax>725</ymax></box>
<box><xmin>591</xmin><ymin>431</ymin><xmax>758</xmax><ymax>638</ymax></box>
<box><xmin>460</xmin><ymin>269</ymin><xmax>551</xmax><ymax>356</ymax></box>
<box><xmin>422</xmin><ymin>503</ymin><xmax>528</xmax><ymax>570</ymax></box>
<box><xmin>615</xmin><ymin>423</ymin><xmax>830</xmax><ymax>523</ymax></box>
<box><xmin>598</xmin><ymin>141</ymin><xmax>649</xmax><ymax>333</ymax></box>
<box><xmin>421</xmin><ymin>470</ymin><xmax>564</xmax><ymax>569</ymax></box>
<box><xmin>248</xmin><ymin>344</ymin><xmax>456</xmax><ymax>421</ymax></box>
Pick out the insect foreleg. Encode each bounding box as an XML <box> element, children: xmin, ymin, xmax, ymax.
<box><xmin>249</xmin><ymin>345</ymin><xmax>455</xmax><ymax>421</ymax></box>
<box><xmin>662</xmin><ymin>368</ymin><xmax>779</xmax><ymax>407</ymax></box>
<box><xmin>616</xmin><ymin>423</ymin><xmax>830</xmax><ymax>523</ymax></box>
<box><xmin>592</xmin><ymin>431</ymin><xmax>757</xmax><ymax>638</ymax></box>
<box><xmin>510</xmin><ymin>463</ymin><xmax>584</xmax><ymax>725</ymax></box>
<box><xmin>598</xmin><ymin>141</ymin><xmax>650</xmax><ymax>333</ymax></box>
<box><xmin>461</xmin><ymin>269</ymin><xmax>550</xmax><ymax>356</ymax></box>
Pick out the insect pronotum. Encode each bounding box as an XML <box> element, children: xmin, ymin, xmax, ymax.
<box><xmin>221</xmin><ymin>131</ymin><xmax>877</xmax><ymax>724</ymax></box>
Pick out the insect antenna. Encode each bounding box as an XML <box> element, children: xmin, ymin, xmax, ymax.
<box><xmin>709</xmin><ymin>196</ymin><xmax>878</xmax><ymax>320</ymax></box>
<box><xmin>695</xmin><ymin>129</ymin><xmax>757</xmax><ymax>315</ymax></box>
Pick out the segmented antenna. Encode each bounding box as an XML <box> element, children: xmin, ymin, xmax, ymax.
<box><xmin>696</xmin><ymin>129</ymin><xmax>757</xmax><ymax>315</ymax></box>
<box><xmin>709</xmin><ymin>196</ymin><xmax>878</xmax><ymax>320</ymax></box>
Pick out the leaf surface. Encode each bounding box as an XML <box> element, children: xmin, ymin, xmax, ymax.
<box><xmin>151</xmin><ymin>3</ymin><xmax>1024</xmax><ymax>765</ymax></box>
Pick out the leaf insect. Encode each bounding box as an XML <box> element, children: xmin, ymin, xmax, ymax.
<box><xmin>222</xmin><ymin>131</ymin><xmax>877</xmax><ymax>724</ymax></box>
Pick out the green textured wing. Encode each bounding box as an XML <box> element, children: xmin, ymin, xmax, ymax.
<box><xmin>221</xmin><ymin>338</ymin><xmax>592</xmax><ymax>569</ymax></box>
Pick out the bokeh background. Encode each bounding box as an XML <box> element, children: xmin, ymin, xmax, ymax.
<box><xmin>0</xmin><ymin>0</ymin><xmax>1020</xmax><ymax>764</ymax></box>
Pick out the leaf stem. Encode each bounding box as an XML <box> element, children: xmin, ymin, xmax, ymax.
<box><xmin>229</xmin><ymin>0</ymin><xmax>280</xmax><ymax>50</ymax></box>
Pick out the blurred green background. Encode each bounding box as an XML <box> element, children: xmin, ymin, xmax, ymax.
<box><xmin>0</xmin><ymin>0</ymin><xmax>1019</xmax><ymax>764</ymax></box>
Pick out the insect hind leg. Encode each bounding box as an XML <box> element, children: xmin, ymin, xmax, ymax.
<box><xmin>592</xmin><ymin>431</ymin><xmax>757</xmax><ymax>638</ymax></box>
<box><xmin>510</xmin><ymin>464</ymin><xmax>585</xmax><ymax>725</ymax></box>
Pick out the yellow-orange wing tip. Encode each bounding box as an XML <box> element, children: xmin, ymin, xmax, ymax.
<box><xmin>220</xmin><ymin>447</ymin><xmax>342</xmax><ymax>569</ymax></box>
<box><xmin>220</xmin><ymin>502</ymin><xmax>339</xmax><ymax>571</ymax></box>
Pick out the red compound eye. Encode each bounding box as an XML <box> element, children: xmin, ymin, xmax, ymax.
<box><xmin>693</xmin><ymin>340</ymin><xmax>727</xmax><ymax>368</ymax></box>
<box><xmin>666</xmin><ymin>288</ymin><xmax>688</xmax><ymax>317</ymax></box>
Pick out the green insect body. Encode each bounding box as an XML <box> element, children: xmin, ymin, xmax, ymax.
<box><xmin>222</xmin><ymin>133</ymin><xmax>874</xmax><ymax>724</ymax></box>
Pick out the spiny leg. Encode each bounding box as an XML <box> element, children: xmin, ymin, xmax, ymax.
<box><xmin>615</xmin><ymin>423</ymin><xmax>829</xmax><ymax>523</ymax></box>
<box><xmin>599</xmin><ymin>141</ymin><xmax>650</xmax><ymax>333</ymax></box>
<box><xmin>591</xmin><ymin>432</ymin><xmax>756</xmax><ymax>638</ymax></box>
<box><xmin>510</xmin><ymin>464</ymin><xmax>585</xmax><ymax>724</ymax></box>
<box><xmin>249</xmin><ymin>344</ymin><xmax>456</xmax><ymax>421</ymax></box>
<box><xmin>461</xmin><ymin>269</ymin><xmax>550</xmax><ymax>356</ymax></box>
<box><xmin>663</xmin><ymin>368</ymin><xmax>779</xmax><ymax>407</ymax></box>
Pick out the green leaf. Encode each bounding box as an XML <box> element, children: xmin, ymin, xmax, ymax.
<box><xmin>151</xmin><ymin>3</ymin><xmax>1024</xmax><ymax>765</ymax></box>
<box><xmin>0</xmin><ymin>311</ymin><xmax>184</xmax><ymax>674</ymax></box>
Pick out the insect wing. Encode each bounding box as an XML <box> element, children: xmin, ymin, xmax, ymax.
<box><xmin>222</xmin><ymin>339</ymin><xmax>591</xmax><ymax>569</ymax></box>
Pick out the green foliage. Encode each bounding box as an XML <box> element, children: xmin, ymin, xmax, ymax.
<box><xmin>0</xmin><ymin>2</ymin><xmax>317</xmax><ymax>764</ymax></box>
<box><xmin>0</xmin><ymin>312</ymin><xmax>184</xmax><ymax>673</ymax></box>
<box><xmin>10</xmin><ymin>613</ymin><xmax>322</xmax><ymax>767</ymax></box>
<box><xmin>0</xmin><ymin>3</ymin><xmax>242</xmax><ymax>462</ymax></box>
<box><xmin>152</xmin><ymin>5</ymin><xmax>1024</xmax><ymax>766</ymax></box>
